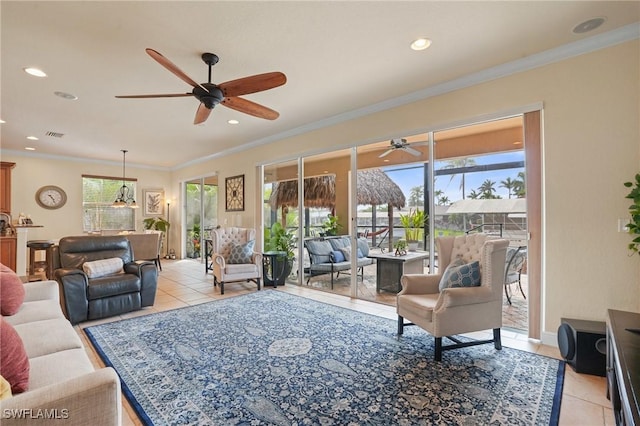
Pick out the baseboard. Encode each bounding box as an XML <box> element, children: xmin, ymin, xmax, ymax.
<box><xmin>540</xmin><ymin>330</ymin><xmax>559</xmax><ymax>347</ymax></box>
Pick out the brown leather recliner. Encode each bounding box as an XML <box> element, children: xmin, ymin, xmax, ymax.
<box><xmin>53</xmin><ymin>235</ymin><xmax>158</xmax><ymax>324</ymax></box>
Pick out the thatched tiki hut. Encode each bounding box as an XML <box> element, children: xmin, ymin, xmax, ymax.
<box><xmin>269</xmin><ymin>168</ymin><xmax>405</xmax><ymax>251</ymax></box>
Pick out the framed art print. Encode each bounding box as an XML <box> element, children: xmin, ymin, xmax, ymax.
<box><xmin>143</xmin><ymin>189</ymin><xmax>164</xmax><ymax>216</ymax></box>
<box><xmin>225</xmin><ymin>174</ymin><xmax>245</xmax><ymax>212</ymax></box>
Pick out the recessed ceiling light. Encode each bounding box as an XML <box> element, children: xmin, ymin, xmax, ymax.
<box><xmin>0</xmin><ymin>119</ymin><xmax>5</xmax><ymax>124</ymax></box>
<box><xmin>23</xmin><ymin>67</ymin><xmax>47</xmax><ymax>77</ymax></box>
<box><xmin>26</xmin><ymin>136</ymin><xmax>39</xmax><ymax>141</ymax></box>
<box><xmin>513</xmin><ymin>141</ymin><xmax>522</xmax><ymax>145</ymax></box>
<box><xmin>54</xmin><ymin>91</ymin><xmax>78</xmax><ymax>100</ymax></box>
<box><xmin>25</xmin><ymin>147</ymin><xmax>36</xmax><ymax>151</ymax></box>
<box><xmin>573</xmin><ymin>17</ymin><xmax>606</xmax><ymax>34</ymax></box>
<box><xmin>227</xmin><ymin>119</ymin><xmax>239</xmax><ymax>125</ymax></box>
<box><xmin>410</xmin><ymin>38</ymin><xmax>432</xmax><ymax>51</ymax></box>
<box><xmin>383</xmin><ymin>159</ymin><xmax>390</xmax><ymax>162</ymax></box>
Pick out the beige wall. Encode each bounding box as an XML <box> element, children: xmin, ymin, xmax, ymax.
<box><xmin>174</xmin><ymin>40</ymin><xmax>640</xmax><ymax>342</ymax></box>
<box><xmin>3</xmin><ymin>40</ymin><xmax>639</xmax><ymax>342</ymax></box>
<box><xmin>1</xmin><ymin>153</ymin><xmax>170</xmax><ymax>241</ymax></box>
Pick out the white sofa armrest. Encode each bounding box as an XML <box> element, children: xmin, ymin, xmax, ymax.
<box><xmin>23</xmin><ymin>280</ymin><xmax>59</xmax><ymax>303</ymax></box>
<box><xmin>0</xmin><ymin>368</ymin><xmax>122</xmax><ymax>426</ymax></box>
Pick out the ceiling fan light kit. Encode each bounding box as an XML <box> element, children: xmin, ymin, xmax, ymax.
<box><xmin>116</xmin><ymin>48</ymin><xmax>286</xmax><ymax>124</ymax></box>
<box><xmin>379</xmin><ymin>138</ymin><xmax>426</xmax><ymax>158</ymax></box>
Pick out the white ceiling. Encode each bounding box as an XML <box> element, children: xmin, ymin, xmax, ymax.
<box><xmin>1</xmin><ymin>1</ymin><xmax>638</xmax><ymax>169</ymax></box>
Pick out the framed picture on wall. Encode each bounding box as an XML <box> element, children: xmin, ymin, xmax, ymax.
<box><xmin>143</xmin><ymin>189</ymin><xmax>164</xmax><ymax>216</ymax></box>
<box><xmin>225</xmin><ymin>174</ymin><xmax>245</xmax><ymax>212</ymax></box>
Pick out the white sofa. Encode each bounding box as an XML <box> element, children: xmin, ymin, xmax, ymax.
<box><xmin>0</xmin><ymin>280</ymin><xmax>122</xmax><ymax>425</ymax></box>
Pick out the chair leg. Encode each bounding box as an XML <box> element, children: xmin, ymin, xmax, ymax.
<box><xmin>220</xmin><ymin>282</ymin><xmax>224</xmax><ymax>295</ymax></box>
<box><xmin>434</xmin><ymin>337</ymin><xmax>443</xmax><ymax>361</ymax></box>
<box><xmin>493</xmin><ymin>328</ymin><xmax>502</xmax><ymax>350</ymax></box>
<box><xmin>397</xmin><ymin>315</ymin><xmax>404</xmax><ymax>335</ymax></box>
<box><xmin>518</xmin><ymin>273</ymin><xmax>526</xmax><ymax>299</ymax></box>
<box><xmin>156</xmin><ymin>256</ymin><xmax>162</xmax><ymax>271</ymax></box>
<box><xmin>257</xmin><ymin>278</ymin><xmax>261</xmax><ymax>291</ymax></box>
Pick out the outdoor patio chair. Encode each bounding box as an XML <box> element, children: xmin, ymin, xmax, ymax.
<box><xmin>504</xmin><ymin>246</ymin><xmax>527</xmax><ymax>304</ymax></box>
<box><xmin>396</xmin><ymin>233</ymin><xmax>509</xmax><ymax>361</ymax></box>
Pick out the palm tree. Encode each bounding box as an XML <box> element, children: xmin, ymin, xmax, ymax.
<box><xmin>468</xmin><ymin>189</ymin><xmax>480</xmax><ymax>199</ymax></box>
<box><xmin>443</xmin><ymin>158</ymin><xmax>477</xmax><ymax>199</ymax></box>
<box><xmin>513</xmin><ymin>171</ymin><xmax>526</xmax><ymax>198</ymax></box>
<box><xmin>478</xmin><ymin>179</ymin><xmax>499</xmax><ymax>199</ymax></box>
<box><xmin>500</xmin><ymin>177</ymin><xmax>517</xmax><ymax>199</ymax></box>
<box><xmin>408</xmin><ymin>185</ymin><xmax>424</xmax><ymax>207</ymax></box>
<box><xmin>438</xmin><ymin>195</ymin><xmax>450</xmax><ymax>205</ymax></box>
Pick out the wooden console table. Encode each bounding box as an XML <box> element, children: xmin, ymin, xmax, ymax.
<box><xmin>607</xmin><ymin>309</ymin><xmax>640</xmax><ymax>425</ymax></box>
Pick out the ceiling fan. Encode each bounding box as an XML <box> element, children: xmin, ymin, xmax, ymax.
<box><xmin>378</xmin><ymin>138</ymin><xmax>426</xmax><ymax>158</ymax></box>
<box><xmin>116</xmin><ymin>48</ymin><xmax>286</xmax><ymax>124</ymax></box>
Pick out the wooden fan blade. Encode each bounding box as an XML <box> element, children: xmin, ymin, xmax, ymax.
<box><xmin>219</xmin><ymin>72</ymin><xmax>286</xmax><ymax>97</ymax></box>
<box><xmin>116</xmin><ymin>93</ymin><xmax>193</xmax><ymax>98</ymax></box>
<box><xmin>222</xmin><ymin>97</ymin><xmax>279</xmax><ymax>120</ymax></box>
<box><xmin>194</xmin><ymin>103</ymin><xmax>212</xmax><ymax>125</ymax></box>
<box><xmin>145</xmin><ymin>48</ymin><xmax>203</xmax><ymax>90</ymax></box>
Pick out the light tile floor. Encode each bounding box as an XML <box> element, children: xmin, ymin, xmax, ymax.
<box><xmin>76</xmin><ymin>259</ymin><xmax>614</xmax><ymax>426</ymax></box>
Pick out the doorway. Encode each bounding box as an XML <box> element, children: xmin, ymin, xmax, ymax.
<box><xmin>184</xmin><ymin>175</ymin><xmax>218</xmax><ymax>262</ymax></box>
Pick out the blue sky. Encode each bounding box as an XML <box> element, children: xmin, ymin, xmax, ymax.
<box><xmin>383</xmin><ymin>151</ymin><xmax>525</xmax><ymax>203</ymax></box>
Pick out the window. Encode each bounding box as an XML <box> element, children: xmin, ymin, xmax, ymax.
<box><xmin>82</xmin><ymin>175</ymin><xmax>136</xmax><ymax>232</ymax></box>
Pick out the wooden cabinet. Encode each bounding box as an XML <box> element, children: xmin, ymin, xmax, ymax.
<box><xmin>0</xmin><ymin>237</ymin><xmax>17</xmax><ymax>271</ymax></box>
<box><xmin>607</xmin><ymin>309</ymin><xmax>640</xmax><ymax>426</ymax></box>
<box><xmin>0</xmin><ymin>162</ymin><xmax>16</xmax><ymax>214</ymax></box>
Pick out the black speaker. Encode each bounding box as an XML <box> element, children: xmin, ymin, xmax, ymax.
<box><xmin>557</xmin><ymin>318</ymin><xmax>606</xmax><ymax>377</ymax></box>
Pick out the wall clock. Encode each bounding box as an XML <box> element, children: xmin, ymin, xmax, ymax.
<box><xmin>35</xmin><ymin>185</ymin><xmax>67</xmax><ymax>210</ymax></box>
<box><xmin>225</xmin><ymin>174</ymin><xmax>244</xmax><ymax>212</ymax></box>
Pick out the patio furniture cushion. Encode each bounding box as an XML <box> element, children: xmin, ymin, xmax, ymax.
<box><xmin>331</xmin><ymin>250</ymin><xmax>346</xmax><ymax>263</ymax></box>
<box><xmin>305</xmin><ymin>240</ymin><xmax>333</xmax><ymax>264</ymax></box>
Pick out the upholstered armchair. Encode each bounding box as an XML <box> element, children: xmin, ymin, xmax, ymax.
<box><xmin>53</xmin><ymin>235</ymin><xmax>158</xmax><ymax>324</ymax></box>
<box><xmin>127</xmin><ymin>232</ymin><xmax>163</xmax><ymax>270</ymax></box>
<box><xmin>211</xmin><ymin>227</ymin><xmax>262</xmax><ymax>294</ymax></box>
<box><xmin>397</xmin><ymin>234</ymin><xmax>509</xmax><ymax>361</ymax></box>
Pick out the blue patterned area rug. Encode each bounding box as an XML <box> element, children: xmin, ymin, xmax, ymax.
<box><xmin>85</xmin><ymin>291</ymin><xmax>564</xmax><ymax>425</ymax></box>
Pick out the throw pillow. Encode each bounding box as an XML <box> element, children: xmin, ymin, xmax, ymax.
<box><xmin>83</xmin><ymin>257</ymin><xmax>124</xmax><ymax>278</ymax></box>
<box><xmin>0</xmin><ymin>318</ymin><xmax>29</xmax><ymax>394</ymax></box>
<box><xmin>0</xmin><ymin>263</ymin><xmax>25</xmax><ymax>316</ymax></box>
<box><xmin>0</xmin><ymin>375</ymin><xmax>12</xmax><ymax>400</ymax></box>
<box><xmin>228</xmin><ymin>240</ymin><xmax>255</xmax><ymax>264</ymax></box>
<box><xmin>439</xmin><ymin>259</ymin><xmax>481</xmax><ymax>291</ymax></box>
<box><xmin>331</xmin><ymin>250</ymin><xmax>346</xmax><ymax>263</ymax></box>
<box><xmin>339</xmin><ymin>246</ymin><xmax>352</xmax><ymax>261</ymax></box>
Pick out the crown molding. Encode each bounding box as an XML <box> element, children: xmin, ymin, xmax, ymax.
<box><xmin>177</xmin><ymin>22</ymin><xmax>639</xmax><ymax>171</ymax></box>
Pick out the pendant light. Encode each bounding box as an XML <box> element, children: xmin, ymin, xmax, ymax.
<box><xmin>113</xmin><ymin>149</ymin><xmax>138</xmax><ymax>208</ymax></box>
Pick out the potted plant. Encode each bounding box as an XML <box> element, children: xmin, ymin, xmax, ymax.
<box><xmin>143</xmin><ymin>217</ymin><xmax>170</xmax><ymax>233</ymax></box>
<box><xmin>321</xmin><ymin>213</ymin><xmax>342</xmax><ymax>236</ymax></box>
<box><xmin>264</xmin><ymin>222</ymin><xmax>296</xmax><ymax>285</ymax></box>
<box><xmin>399</xmin><ymin>208</ymin><xmax>427</xmax><ymax>251</ymax></box>
<box><xmin>624</xmin><ymin>174</ymin><xmax>640</xmax><ymax>254</ymax></box>
<box><xmin>394</xmin><ymin>239</ymin><xmax>408</xmax><ymax>256</ymax></box>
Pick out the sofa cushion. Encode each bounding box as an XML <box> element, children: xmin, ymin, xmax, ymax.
<box><xmin>27</xmin><ymin>348</ymin><xmax>95</xmax><ymax>391</ymax></box>
<box><xmin>13</xmin><ymin>318</ymin><xmax>83</xmax><ymax>359</ymax></box>
<box><xmin>83</xmin><ymin>257</ymin><xmax>124</xmax><ymax>278</ymax></box>
<box><xmin>439</xmin><ymin>259</ymin><xmax>481</xmax><ymax>290</ymax></box>
<box><xmin>87</xmin><ymin>274</ymin><xmax>141</xmax><ymax>300</ymax></box>
<box><xmin>0</xmin><ymin>263</ymin><xmax>25</xmax><ymax>316</ymax></box>
<box><xmin>305</xmin><ymin>240</ymin><xmax>333</xmax><ymax>264</ymax></box>
<box><xmin>0</xmin><ymin>318</ymin><xmax>29</xmax><ymax>393</ymax></box>
<box><xmin>3</xmin><ymin>299</ymin><xmax>65</xmax><ymax>326</ymax></box>
<box><xmin>227</xmin><ymin>240</ymin><xmax>255</xmax><ymax>264</ymax></box>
